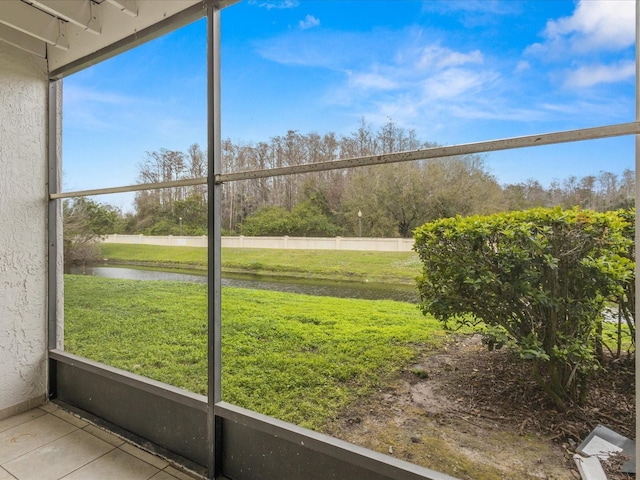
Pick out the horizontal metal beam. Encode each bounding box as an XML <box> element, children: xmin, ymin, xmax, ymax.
<box><xmin>216</xmin><ymin>122</ymin><xmax>640</xmax><ymax>183</ymax></box>
<box><xmin>105</xmin><ymin>0</ymin><xmax>139</xmax><ymax>18</ymax></box>
<box><xmin>50</xmin><ymin>349</ymin><xmax>208</xmax><ymax>469</ymax></box>
<box><xmin>50</xmin><ymin>350</ymin><xmax>207</xmax><ymax>411</ymax></box>
<box><xmin>50</xmin><ymin>122</ymin><xmax>640</xmax><ymax>200</ymax></box>
<box><xmin>48</xmin><ymin>0</ymin><xmax>207</xmax><ymax>77</ymax></box>
<box><xmin>0</xmin><ymin>22</ymin><xmax>46</xmax><ymax>57</ymax></box>
<box><xmin>30</xmin><ymin>0</ymin><xmax>100</xmax><ymax>35</ymax></box>
<box><xmin>49</xmin><ymin>176</ymin><xmax>207</xmax><ymax>200</ymax></box>
<box><xmin>216</xmin><ymin>402</ymin><xmax>458</xmax><ymax>480</ymax></box>
<box><xmin>0</xmin><ymin>0</ymin><xmax>68</xmax><ymax>49</ymax></box>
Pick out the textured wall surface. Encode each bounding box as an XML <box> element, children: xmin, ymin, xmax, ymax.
<box><xmin>0</xmin><ymin>41</ymin><xmax>48</xmax><ymax>415</ymax></box>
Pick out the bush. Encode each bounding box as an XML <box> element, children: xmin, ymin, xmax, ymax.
<box><xmin>413</xmin><ymin>207</ymin><xmax>633</xmax><ymax>409</ymax></box>
<box><xmin>239</xmin><ymin>206</ymin><xmax>293</xmax><ymax>236</ymax></box>
<box><xmin>611</xmin><ymin>209</ymin><xmax>636</xmax><ymax>356</ymax></box>
<box><xmin>63</xmin><ymin>198</ymin><xmax>119</xmax><ymax>271</ymax></box>
<box><xmin>240</xmin><ymin>202</ymin><xmax>341</xmax><ymax>237</ymax></box>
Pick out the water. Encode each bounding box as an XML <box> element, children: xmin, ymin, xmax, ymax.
<box><xmin>69</xmin><ymin>265</ymin><xmax>419</xmax><ymax>303</ymax></box>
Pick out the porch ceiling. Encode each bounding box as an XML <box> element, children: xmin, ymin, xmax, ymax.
<box><xmin>0</xmin><ymin>0</ymin><xmax>208</xmax><ymax>73</ymax></box>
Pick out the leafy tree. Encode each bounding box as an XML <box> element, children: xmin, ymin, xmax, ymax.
<box><xmin>289</xmin><ymin>201</ymin><xmax>342</xmax><ymax>237</ymax></box>
<box><xmin>63</xmin><ymin>198</ymin><xmax>120</xmax><ymax>271</ymax></box>
<box><xmin>240</xmin><ymin>199</ymin><xmax>341</xmax><ymax>237</ymax></box>
<box><xmin>502</xmin><ymin>170</ymin><xmax>635</xmax><ymax>213</ymax></box>
<box><xmin>173</xmin><ymin>195</ymin><xmax>208</xmax><ymax>235</ymax></box>
<box><xmin>132</xmin><ymin>144</ymin><xmax>208</xmax><ymax>234</ymax></box>
<box><xmin>342</xmin><ymin>156</ymin><xmax>502</xmax><ymax>237</ymax></box>
<box><xmin>129</xmin><ymin>120</ymin><xmax>635</xmax><ymax>236</ymax></box>
<box><xmin>414</xmin><ymin>207</ymin><xmax>633</xmax><ymax>410</ymax></box>
<box><xmin>501</xmin><ymin>180</ymin><xmax>550</xmax><ymax>210</ymax></box>
<box><xmin>239</xmin><ymin>206</ymin><xmax>291</xmax><ymax>236</ymax></box>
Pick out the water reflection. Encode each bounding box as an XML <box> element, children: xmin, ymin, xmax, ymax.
<box><xmin>71</xmin><ymin>265</ymin><xmax>208</xmax><ymax>283</ymax></box>
<box><xmin>69</xmin><ymin>265</ymin><xmax>418</xmax><ymax>303</ymax></box>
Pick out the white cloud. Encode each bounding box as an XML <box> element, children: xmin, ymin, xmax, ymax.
<box><xmin>523</xmin><ymin>1</ymin><xmax>634</xmax><ymax>92</ymax></box>
<box><xmin>299</xmin><ymin>14</ymin><xmax>320</xmax><ymax>30</ymax></box>
<box><xmin>528</xmin><ymin>0</ymin><xmax>635</xmax><ymax>56</ymax></box>
<box><xmin>250</xmin><ymin>0</ymin><xmax>299</xmax><ymax>10</ymax></box>
<box><xmin>256</xmin><ymin>30</ymin><xmax>386</xmax><ymax>69</ymax></box>
<box><xmin>420</xmin><ymin>0</ymin><xmax>523</xmax><ymax>29</ymax></box>
<box><xmin>421</xmin><ymin>68</ymin><xmax>492</xmax><ymax>100</ymax></box>
<box><xmin>348</xmin><ymin>71</ymin><xmax>398</xmax><ymax>90</ymax></box>
<box><xmin>564</xmin><ymin>60</ymin><xmax>635</xmax><ymax>88</ymax></box>
<box><xmin>321</xmin><ymin>38</ymin><xmax>506</xmax><ymax>129</ymax></box>
<box><xmin>515</xmin><ymin>60</ymin><xmax>530</xmax><ymax>74</ymax></box>
<box><xmin>417</xmin><ymin>45</ymin><xmax>483</xmax><ymax>69</ymax></box>
<box><xmin>64</xmin><ymin>85</ymin><xmax>136</xmax><ymax>105</ymax></box>
<box><xmin>257</xmin><ymin>12</ymin><xmax>632</xmax><ymax>133</ymax></box>
<box><xmin>421</xmin><ymin>0</ymin><xmax>522</xmax><ymax>17</ymax></box>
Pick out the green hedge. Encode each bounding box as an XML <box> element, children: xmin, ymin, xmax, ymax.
<box><xmin>414</xmin><ymin>207</ymin><xmax>634</xmax><ymax>409</ymax></box>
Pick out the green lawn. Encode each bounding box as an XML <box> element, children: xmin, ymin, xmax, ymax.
<box><xmin>64</xmin><ymin>274</ymin><xmax>445</xmax><ymax>430</ymax></box>
<box><xmin>99</xmin><ymin>243</ymin><xmax>208</xmax><ymax>268</ymax></box>
<box><xmin>99</xmin><ymin>243</ymin><xmax>421</xmax><ymax>284</ymax></box>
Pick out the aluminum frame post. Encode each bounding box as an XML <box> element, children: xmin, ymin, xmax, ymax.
<box><xmin>207</xmin><ymin>3</ymin><xmax>223</xmax><ymax>479</ymax></box>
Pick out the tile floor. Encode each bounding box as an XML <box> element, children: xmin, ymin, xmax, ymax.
<box><xmin>0</xmin><ymin>403</ymin><xmax>203</xmax><ymax>480</ymax></box>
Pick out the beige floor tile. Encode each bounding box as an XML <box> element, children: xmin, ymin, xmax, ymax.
<box><xmin>0</xmin><ymin>414</ymin><xmax>77</xmax><ymax>464</ymax></box>
<box><xmin>37</xmin><ymin>403</ymin><xmax>58</xmax><ymax>414</ymax></box>
<box><xmin>149</xmin><ymin>471</ymin><xmax>179</xmax><ymax>480</ymax></box>
<box><xmin>49</xmin><ymin>409</ymin><xmax>89</xmax><ymax>429</ymax></box>
<box><xmin>163</xmin><ymin>466</ymin><xmax>203</xmax><ymax>480</ymax></box>
<box><xmin>0</xmin><ymin>409</ymin><xmax>46</xmax><ymax>434</ymax></box>
<box><xmin>0</xmin><ymin>467</ymin><xmax>16</xmax><ymax>480</ymax></box>
<box><xmin>82</xmin><ymin>424</ymin><xmax>125</xmax><ymax>447</ymax></box>
<box><xmin>3</xmin><ymin>428</ymin><xmax>114</xmax><ymax>480</ymax></box>
<box><xmin>119</xmin><ymin>442</ymin><xmax>169</xmax><ymax>469</ymax></box>
<box><xmin>60</xmin><ymin>449</ymin><xmax>160</xmax><ymax>480</ymax></box>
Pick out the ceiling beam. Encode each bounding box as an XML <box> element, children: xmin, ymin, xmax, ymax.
<box><xmin>29</xmin><ymin>0</ymin><xmax>101</xmax><ymax>35</ymax></box>
<box><xmin>0</xmin><ymin>0</ymin><xmax>68</xmax><ymax>50</ymax></box>
<box><xmin>48</xmin><ymin>0</ymin><xmax>204</xmax><ymax>75</ymax></box>
<box><xmin>0</xmin><ymin>22</ymin><xmax>46</xmax><ymax>57</ymax></box>
<box><xmin>105</xmin><ymin>0</ymin><xmax>139</xmax><ymax>18</ymax></box>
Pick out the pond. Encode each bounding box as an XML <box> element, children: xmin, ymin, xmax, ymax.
<box><xmin>69</xmin><ymin>265</ymin><xmax>419</xmax><ymax>303</ymax></box>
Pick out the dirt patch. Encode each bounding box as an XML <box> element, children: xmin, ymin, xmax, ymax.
<box><xmin>325</xmin><ymin>335</ymin><xmax>635</xmax><ymax>480</ymax></box>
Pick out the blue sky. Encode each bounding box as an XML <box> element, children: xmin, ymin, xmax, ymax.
<box><xmin>62</xmin><ymin>0</ymin><xmax>636</xmax><ymax>209</ymax></box>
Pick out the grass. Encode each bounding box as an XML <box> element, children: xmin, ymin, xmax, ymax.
<box><xmin>64</xmin><ymin>274</ymin><xmax>445</xmax><ymax>430</ymax></box>
<box><xmin>99</xmin><ymin>243</ymin><xmax>208</xmax><ymax>268</ymax></box>
<box><xmin>99</xmin><ymin>243</ymin><xmax>422</xmax><ymax>284</ymax></box>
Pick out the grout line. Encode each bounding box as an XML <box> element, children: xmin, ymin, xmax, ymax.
<box><xmin>2</xmin><ymin>408</ymin><xmax>203</xmax><ymax>480</ymax></box>
<box><xmin>0</xmin><ymin>465</ymin><xmax>18</xmax><ymax>480</ymax></box>
<box><xmin>0</xmin><ymin>412</ymin><xmax>82</xmax><ymax>465</ymax></box>
<box><xmin>2</xmin><ymin>414</ymin><xmax>108</xmax><ymax>479</ymax></box>
<box><xmin>54</xmin><ymin>445</ymin><xmax>119</xmax><ymax>480</ymax></box>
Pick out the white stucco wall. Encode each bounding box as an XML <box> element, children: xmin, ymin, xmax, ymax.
<box><xmin>0</xmin><ymin>41</ymin><xmax>49</xmax><ymax>417</ymax></box>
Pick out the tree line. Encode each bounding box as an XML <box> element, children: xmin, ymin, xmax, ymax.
<box><xmin>65</xmin><ymin>119</ymin><xmax>635</xmax><ymax>239</ymax></box>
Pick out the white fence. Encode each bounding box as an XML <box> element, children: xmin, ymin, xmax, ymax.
<box><xmin>102</xmin><ymin>235</ymin><xmax>415</xmax><ymax>252</ymax></box>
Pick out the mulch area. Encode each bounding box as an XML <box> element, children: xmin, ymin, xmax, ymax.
<box><xmin>436</xmin><ymin>338</ymin><xmax>635</xmax><ymax>478</ymax></box>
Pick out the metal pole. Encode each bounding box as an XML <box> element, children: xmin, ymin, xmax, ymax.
<box><xmin>47</xmin><ymin>80</ymin><xmax>61</xmax><ymax>352</ymax></box>
<box><xmin>207</xmin><ymin>3</ymin><xmax>222</xmax><ymax>479</ymax></box>
<box><xmin>215</xmin><ymin>122</ymin><xmax>640</xmax><ymax>184</ymax></box>
<box><xmin>50</xmin><ymin>176</ymin><xmax>207</xmax><ymax>200</ymax></box>
<box><xmin>634</xmin><ymin>0</ymin><xmax>639</xmax><ymax>459</ymax></box>
<box><xmin>50</xmin><ymin>122</ymin><xmax>640</xmax><ymax>201</ymax></box>
<box><xmin>358</xmin><ymin>210</ymin><xmax>362</xmax><ymax>237</ymax></box>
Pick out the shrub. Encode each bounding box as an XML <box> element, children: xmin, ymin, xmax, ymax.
<box><xmin>240</xmin><ymin>202</ymin><xmax>341</xmax><ymax>237</ymax></box>
<box><xmin>610</xmin><ymin>208</ymin><xmax>636</xmax><ymax>357</ymax></box>
<box><xmin>413</xmin><ymin>207</ymin><xmax>633</xmax><ymax>410</ymax></box>
<box><xmin>63</xmin><ymin>197</ymin><xmax>119</xmax><ymax>271</ymax></box>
